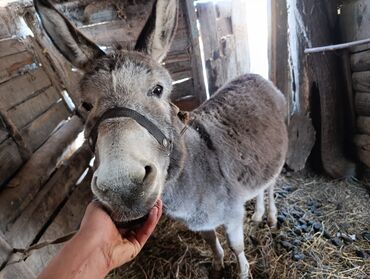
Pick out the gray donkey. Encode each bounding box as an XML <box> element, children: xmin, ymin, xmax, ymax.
<box><xmin>35</xmin><ymin>0</ymin><xmax>288</xmax><ymax>277</ymax></box>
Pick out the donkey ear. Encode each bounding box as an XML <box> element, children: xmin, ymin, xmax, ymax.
<box><xmin>34</xmin><ymin>0</ymin><xmax>105</xmax><ymax>69</ymax></box>
<box><xmin>135</xmin><ymin>0</ymin><xmax>178</xmax><ymax>62</ymax></box>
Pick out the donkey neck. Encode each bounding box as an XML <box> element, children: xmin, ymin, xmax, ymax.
<box><xmin>166</xmin><ymin>113</ymin><xmax>220</xmax><ymax>181</ymax></box>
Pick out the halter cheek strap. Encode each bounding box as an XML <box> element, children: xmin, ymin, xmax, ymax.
<box><xmin>88</xmin><ymin>107</ymin><xmax>172</xmax><ymax>152</ymax></box>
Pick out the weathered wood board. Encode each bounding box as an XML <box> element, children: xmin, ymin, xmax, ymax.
<box><xmin>0</xmin><ymin>129</ymin><xmax>8</xmax><ymax>144</ymax></box>
<box><xmin>0</xmin><ymin>138</ymin><xmax>23</xmax><ymax>188</ymax></box>
<box><xmin>0</xmin><ymin>68</ymin><xmax>51</xmax><ymax>110</ymax></box>
<box><xmin>5</xmin><ymin>144</ymin><xmax>92</xmax><ymax>249</ymax></box>
<box><xmin>0</xmin><ymin>261</ymin><xmax>36</xmax><ymax>279</ymax></box>
<box><xmin>0</xmin><ymin>38</ymin><xmax>27</xmax><ymax>58</ymax></box>
<box><xmin>7</xmin><ymin>86</ymin><xmax>60</xmax><ymax>129</ymax></box>
<box><xmin>357</xmin><ymin>116</ymin><xmax>370</xmax><ymax>135</ymax></box>
<box><xmin>354</xmin><ymin>134</ymin><xmax>370</xmax><ymax>168</ymax></box>
<box><xmin>172</xmin><ymin>78</ymin><xmax>194</xmax><ymax>100</ymax></box>
<box><xmin>0</xmin><ymin>51</ymin><xmax>34</xmax><ymax>84</ymax></box>
<box><xmin>20</xmin><ymin>101</ymin><xmax>70</xmax><ymax>151</ymax></box>
<box><xmin>353</xmin><ymin>71</ymin><xmax>370</xmax><ymax>93</ymax></box>
<box><xmin>0</xmin><ymin>231</ymin><xmax>13</xmax><ymax>268</ymax></box>
<box><xmin>0</xmin><ymin>116</ymin><xmax>83</xmax><ymax>233</ymax></box>
<box><xmin>26</xmin><ymin>171</ymin><xmax>93</xmax><ymax>275</ymax></box>
<box><xmin>354</xmin><ymin>92</ymin><xmax>370</xmax><ymax>117</ymax></box>
<box><xmin>351</xmin><ymin>49</ymin><xmax>370</xmax><ymax>72</ymax></box>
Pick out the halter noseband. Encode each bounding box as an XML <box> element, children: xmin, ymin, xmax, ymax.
<box><xmin>88</xmin><ymin>107</ymin><xmax>172</xmax><ymax>153</ymax></box>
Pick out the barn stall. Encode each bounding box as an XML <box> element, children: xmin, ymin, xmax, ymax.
<box><xmin>0</xmin><ymin>0</ymin><xmax>369</xmax><ymax>278</ymax></box>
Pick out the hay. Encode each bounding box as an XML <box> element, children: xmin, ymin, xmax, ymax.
<box><xmin>106</xmin><ymin>173</ymin><xmax>370</xmax><ymax>279</ymax></box>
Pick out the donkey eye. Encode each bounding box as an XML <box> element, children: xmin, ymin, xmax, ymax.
<box><xmin>82</xmin><ymin>102</ymin><xmax>93</xmax><ymax>111</ymax></box>
<box><xmin>149</xmin><ymin>85</ymin><xmax>163</xmax><ymax>98</ymax></box>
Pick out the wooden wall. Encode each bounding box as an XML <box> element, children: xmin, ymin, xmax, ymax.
<box><xmin>340</xmin><ymin>0</ymin><xmax>370</xmax><ymax>180</ymax></box>
<box><xmin>0</xmin><ymin>11</ymin><xmax>73</xmax><ymax>189</ymax></box>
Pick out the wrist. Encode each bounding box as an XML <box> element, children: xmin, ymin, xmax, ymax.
<box><xmin>72</xmin><ymin>230</ymin><xmax>113</xmax><ymax>276</ymax></box>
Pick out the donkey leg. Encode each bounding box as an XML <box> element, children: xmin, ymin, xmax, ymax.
<box><xmin>201</xmin><ymin>230</ymin><xmax>225</xmax><ymax>275</ymax></box>
<box><xmin>225</xmin><ymin>216</ymin><xmax>249</xmax><ymax>279</ymax></box>
<box><xmin>267</xmin><ymin>183</ymin><xmax>278</xmax><ymax>228</ymax></box>
<box><xmin>251</xmin><ymin>191</ymin><xmax>265</xmax><ymax>223</ymax></box>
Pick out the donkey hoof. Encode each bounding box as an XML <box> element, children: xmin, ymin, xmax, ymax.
<box><xmin>267</xmin><ymin>215</ymin><xmax>277</xmax><ymax>228</ymax></box>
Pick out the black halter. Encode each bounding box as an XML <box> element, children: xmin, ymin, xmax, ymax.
<box><xmin>88</xmin><ymin>107</ymin><xmax>172</xmax><ymax>153</ymax></box>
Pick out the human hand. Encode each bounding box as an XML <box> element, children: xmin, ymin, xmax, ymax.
<box><xmin>78</xmin><ymin>200</ymin><xmax>163</xmax><ymax>271</ymax></box>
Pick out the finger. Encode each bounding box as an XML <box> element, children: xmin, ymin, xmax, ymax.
<box><xmin>134</xmin><ymin>200</ymin><xmax>163</xmax><ymax>246</ymax></box>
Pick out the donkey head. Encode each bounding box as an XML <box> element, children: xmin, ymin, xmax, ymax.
<box><xmin>34</xmin><ymin>0</ymin><xmax>179</xmax><ymax>223</ymax></box>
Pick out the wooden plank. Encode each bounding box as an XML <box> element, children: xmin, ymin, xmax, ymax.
<box><xmin>26</xmin><ymin>171</ymin><xmax>93</xmax><ymax>275</ymax></box>
<box><xmin>0</xmin><ymin>38</ymin><xmax>27</xmax><ymax>58</ymax></box>
<box><xmin>20</xmin><ymin>102</ymin><xmax>70</xmax><ymax>152</ymax></box>
<box><xmin>357</xmin><ymin>116</ymin><xmax>370</xmax><ymax>135</ymax></box>
<box><xmin>355</xmin><ymin>93</ymin><xmax>370</xmax><ymax>117</ymax></box>
<box><xmin>0</xmin><ymin>68</ymin><xmax>51</xmax><ymax>110</ymax></box>
<box><xmin>0</xmin><ymin>116</ymin><xmax>83</xmax><ymax>233</ymax></box>
<box><xmin>5</xmin><ymin>144</ymin><xmax>92</xmax><ymax>249</ymax></box>
<box><xmin>353</xmin><ymin>71</ymin><xmax>370</xmax><ymax>93</ymax></box>
<box><xmin>215</xmin><ymin>0</ymin><xmax>232</xmax><ymax>18</ymax></box>
<box><xmin>0</xmin><ymin>138</ymin><xmax>23</xmax><ymax>189</ymax></box>
<box><xmin>0</xmin><ymin>261</ymin><xmax>36</xmax><ymax>279</ymax></box>
<box><xmin>351</xmin><ymin>49</ymin><xmax>370</xmax><ymax>72</ymax></box>
<box><xmin>172</xmin><ymin>78</ymin><xmax>194</xmax><ymax>100</ymax></box>
<box><xmin>165</xmin><ymin>60</ymin><xmax>192</xmax><ymax>79</ymax></box>
<box><xmin>0</xmin><ymin>51</ymin><xmax>35</xmax><ymax>84</ymax></box>
<box><xmin>79</xmin><ymin>20</ymin><xmax>140</xmax><ymax>46</ymax></box>
<box><xmin>7</xmin><ymin>87</ymin><xmax>61</xmax><ymax>129</ymax></box>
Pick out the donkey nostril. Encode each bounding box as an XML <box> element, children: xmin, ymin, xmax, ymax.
<box><xmin>143</xmin><ymin>165</ymin><xmax>152</xmax><ymax>182</ymax></box>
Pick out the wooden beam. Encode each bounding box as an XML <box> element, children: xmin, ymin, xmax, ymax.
<box><xmin>5</xmin><ymin>144</ymin><xmax>92</xmax><ymax>249</ymax></box>
<box><xmin>20</xmin><ymin>102</ymin><xmax>70</xmax><ymax>152</ymax></box>
<box><xmin>0</xmin><ymin>116</ymin><xmax>83</xmax><ymax>233</ymax></box>
<box><xmin>0</xmin><ymin>139</ymin><xmax>23</xmax><ymax>190</ymax></box>
<box><xmin>26</xmin><ymin>170</ymin><xmax>93</xmax><ymax>275</ymax></box>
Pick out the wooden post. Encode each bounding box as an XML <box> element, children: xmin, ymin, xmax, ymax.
<box><xmin>184</xmin><ymin>0</ymin><xmax>207</xmax><ymax>104</ymax></box>
<box><xmin>231</xmin><ymin>0</ymin><xmax>250</xmax><ymax>75</ymax></box>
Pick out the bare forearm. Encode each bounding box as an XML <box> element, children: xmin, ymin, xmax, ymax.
<box><xmin>38</xmin><ymin>232</ymin><xmax>110</xmax><ymax>279</ymax></box>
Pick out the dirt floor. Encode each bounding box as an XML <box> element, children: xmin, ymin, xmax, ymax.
<box><xmin>107</xmin><ymin>172</ymin><xmax>370</xmax><ymax>279</ymax></box>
